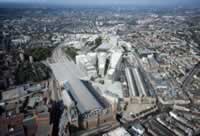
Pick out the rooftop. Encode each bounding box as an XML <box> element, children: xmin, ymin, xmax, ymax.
<box><xmin>103</xmin><ymin>127</ymin><xmax>131</xmax><ymax>136</ymax></box>
<box><xmin>50</xmin><ymin>62</ymin><xmax>103</xmax><ymax>114</ymax></box>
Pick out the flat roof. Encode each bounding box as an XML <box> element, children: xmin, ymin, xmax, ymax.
<box><xmin>103</xmin><ymin>127</ymin><xmax>131</xmax><ymax>136</ymax></box>
<box><xmin>97</xmin><ymin>43</ymin><xmax>111</xmax><ymax>51</ymax></box>
<box><xmin>50</xmin><ymin>62</ymin><xmax>102</xmax><ymax>114</ymax></box>
<box><xmin>110</xmin><ymin>52</ymin><xmax>122</xmax><ymax>69</ymax></box>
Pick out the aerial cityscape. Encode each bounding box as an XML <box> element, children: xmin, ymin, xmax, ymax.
<box><xmin>0</xmin><ymin>0</ymin><xmax>200</xmax><ymax>136</ymax></box>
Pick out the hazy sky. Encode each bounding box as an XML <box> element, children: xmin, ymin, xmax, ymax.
<box><xmin>0</xmin><ymin>0</ymin><xmax>200</xmax><ymax>6</ymax></box>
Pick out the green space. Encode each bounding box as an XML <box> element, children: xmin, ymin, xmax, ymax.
<box><xmin>15</xmin><ymin>62</ymin><xmax>51</xmax><ymax>84</ymax></box>
<box><xmin>27</xmin><ymin>47</ymin><xmax>53</xmax><ymax>61</ymax></box>
<box><xmin>91</xmin><ymin>36</ymin><xmax>102</xmax><ymax>51</ymax></box>
<box><xmin>64</xmin><ymin>47</ymin><xmax>78</xmax><ymax>60</ymax></box>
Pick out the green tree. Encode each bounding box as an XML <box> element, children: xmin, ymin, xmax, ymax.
<box><xmin>91</xmin><ymin>36</ymin><xmax>102</xmax><ymax>51</ymax></box>
<box><xmin>64</xmin><ymin>47</ymin><xmax>78</xmax><ymax>60</ymax></box>
<box><xmin>15</xmin><ymin>62</ymin><xmax>51</xmax><ymax>84</ymax></box>
<box><xmin>28</xmin><ymin>47</ymin><xmax>53</xmax><ymax>61</ymax></box>
<box><xmin>95</xmin><ymin>37</ymin><xmax>102</xmax><ymax>47</ymax></box>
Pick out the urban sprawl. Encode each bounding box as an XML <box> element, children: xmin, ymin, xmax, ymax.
<box><xmin>0</xmin><ymin>6</ymin><xmax>200</xmax><ymax>136</ymax></box>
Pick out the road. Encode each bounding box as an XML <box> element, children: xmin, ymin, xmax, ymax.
<box><xmin>51</xmin><ymin>47</ymin><xmax>71</xmax><ymax>63</ymax></box>
<box><xmin>181</xmin><ymin>62</ymin><xmax>200</xmax><ymax>103</ymax></box>
<box><xmin>47</xmin><ymin>47</ymin><xmax>87</xmax><ymax>102</ymax></box>
<box><xmin>1</xmin><ymin>91</ymin><xmax>36</xmax><ymax>103</ymax></box>
<box><xmin>47</xmin><ymin>47</ymin><xmax>67</xmax><ymax>102</ymax></box>
<box><xmin>48</xmin><ymin>78</ymin><xmax>61</xmax><ymax>102</ymax></box>
<box><xmin>182</xmin><ymin>62</ymin><xmax>200</xmax><ymax>89</ymax></box>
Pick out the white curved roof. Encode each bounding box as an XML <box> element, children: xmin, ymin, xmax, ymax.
<box><xmin>50</xmin><ymin>62</ymin><xmax>102</xmax><ymax>114</ymax></box>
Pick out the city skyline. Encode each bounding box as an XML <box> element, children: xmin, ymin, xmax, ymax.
<box><xmin>0</xmin><ymin>0</ymin><xmax>200</xmax><ymax>6</ymax></box>
<box><xmin>0</xmin><ymin>1</ymin><xmax>200</xmax><ymax>136</ymax></box>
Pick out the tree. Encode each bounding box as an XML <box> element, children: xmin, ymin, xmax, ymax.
<box><xmin>27</xmin><ymin>47</ymin><xmax>53</xmax><ymax>61</ymax></box>
<box><xmin>91</xmin><ymin>36</ymin><xmax>102</xmax><ymax>51</ymax></box>
<box><xmin>95</xmin><ymin>36</ymin><xmax>102</xmax><ymax>47</ymax></box>
<box><xmin>64</xmin><ymin>47</ymin><xmax>78</xmax><ymax>60</ymax></box>
<box><xmin>15</xmin><ymin>62</ymin><xmax>51</xmax><ymax>84</ymax></box>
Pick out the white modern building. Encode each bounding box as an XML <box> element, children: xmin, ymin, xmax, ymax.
<box><xmin>76</xmin><ymin>54</ymin><xmax>97</xmax><ymax>78</ymax></box>
<box><xmin>98</xmin><ymin>52</ymin><xmax>107</xmax><ymax>77</ymax></box>
<box><xmin>107</xmin><ymin>51</ymin><xmax>122</xmax><ymax>80</ymax></box>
